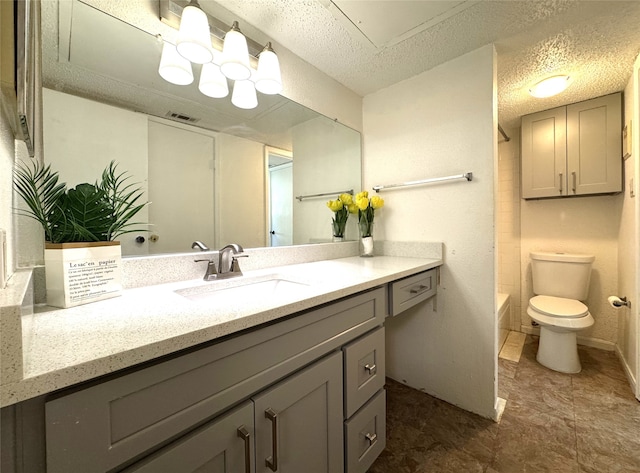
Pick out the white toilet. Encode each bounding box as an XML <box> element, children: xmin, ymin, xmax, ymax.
<box><xmin>527</xmin><ymin>252</ymin><xmax>595</xmax><ymax>373</ymax></box>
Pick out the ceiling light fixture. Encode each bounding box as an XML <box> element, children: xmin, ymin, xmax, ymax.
<box><xmin>529</xmin><ymin>75</ymin><xmax>571</xmax><ymax>98</ymax></box>
<box><xmin>157</xmin><ymin>0</ymin><xmax>283</xmax><ymax>110</ymax></box>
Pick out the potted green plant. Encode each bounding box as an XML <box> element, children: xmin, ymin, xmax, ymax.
<box><xmin>13</xmin><ymin>160</ymin><xmax>148</xmax><ymax>308</ymax></box>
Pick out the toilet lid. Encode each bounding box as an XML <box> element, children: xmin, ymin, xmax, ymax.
<box><xmin>529</xmin><ymin>295</ymin><xmax>589</xmax><ymax>318</ymax></box>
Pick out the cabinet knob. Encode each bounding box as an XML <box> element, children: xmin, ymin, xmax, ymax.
<box><xmin>364</xmin><ymin>363</ymin><xmax>377</xmax><ymax>375</ymax></box>
<box><xmin>365</xmin><ymin>432</ymin><xmax>378</xmax><ymax>446</ymax></box>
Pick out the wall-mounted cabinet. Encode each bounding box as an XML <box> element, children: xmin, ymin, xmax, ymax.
<box><xmin>521</xmin><ymin>93</ymin><xmax>622</xmax><ymax>199</ymax></box>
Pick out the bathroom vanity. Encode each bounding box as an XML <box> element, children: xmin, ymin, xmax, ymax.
<box><xmin>0</xmin><ymin>250</ymin><xmax>441</xmax><ymax>473</ymax></box>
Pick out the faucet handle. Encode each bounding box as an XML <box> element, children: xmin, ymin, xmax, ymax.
<box><xmin>229</xmin><ymin>254</ymin><xmax>248</xmax><ymax>275</ymax></box>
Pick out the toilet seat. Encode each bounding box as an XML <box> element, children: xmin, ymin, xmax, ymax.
<box><xmin>529</xmin><ymin>295</ymin><xmax>588</xmax><ymax>318</ymax></box>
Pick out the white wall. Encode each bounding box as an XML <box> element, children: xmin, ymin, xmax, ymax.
<box><xmin>497</xmin><ymin>128</ymin><xmax>521</xmax><ymax>330</ymax></box>
<box><xmin>364</xmin><ymin>45</ymin><xmax>498</xmax><ymax>419</ymax></box>
<box><xmin>216</xmin><ymin>134</ymin><xmax>266</xmax><ymax>249</ymax></box>
<box><xmin>617</xmin><ymin>53</ymin><xmax>639</xmax><ymax>396</ymax></box>
<box><xmin>292</xmin><ymin>117</ymin><xmax>361</xmax><ymax>244</ymax></box>
<box><xmin>42</xmin><ymin>89</ymin><xmax>149</xmax><ymax>256</ymax></box>
<box><xmin>520</xmin><ymin>195</ymin><xmax>622</xmax><ymax>347</ymax></box>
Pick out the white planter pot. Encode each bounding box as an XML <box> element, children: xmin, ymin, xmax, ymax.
<box><xmin>45</xmin><ymin>241</ymin><xmax>122</xmax><ymax>308</ymax></box>
<box><xmin>361</xmin><ymin>236</ymin><xmax>374</xmax><ymax>257</ymax></box>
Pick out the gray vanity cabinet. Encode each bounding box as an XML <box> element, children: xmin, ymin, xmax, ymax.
<box><xmin>254</xmin><ymin>352</ymin><xmax>344</xmax><ymax>473</ymax></box>
<box><xmin>123</xmin><ymin>401</ymin><xmax>255</xmax><ymax>473</ymax></box>
<box><xmin>126</xmin><ymin>352</ymin><xmax>344</xmax><ymax>473</ymax></box>
<box><xmin>44</xmin><ymin>287</ymin><xmax>387</xmax><ymax>473</ymax></box>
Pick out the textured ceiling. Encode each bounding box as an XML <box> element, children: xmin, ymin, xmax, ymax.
<box><xmin>206</xmin><ymin>0</ymin><xmax>640</xmax><ymax>129</ymax></box>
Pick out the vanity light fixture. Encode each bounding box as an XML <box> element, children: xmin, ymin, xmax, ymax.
<box><xmin>158</xmin><ymin>41</ymin><xmax>194</xmax><ymax>85</ymax></box>
<box><xmin>157</xmin><ymin>0</ymin><xmax>283</xmax><ymax>110</ymax></box>
<box><xmin>529</xmin><ymin>75</ymin><xmax>571</xmax><ymax>98</ymax></box>
<box><xmin>255</xmin><ymin>42</ymin><xmax>283</xmax><ymax>95</ymax></box>
<box><xmin>231</xmin><ymin>79</ymin><xmax>258</xmax><ymax>109</ymax></box>
<box><xmin>175</xmin><ymin>0</ymin><xmax>213</xmax><ymax>64</ymax></box>
<box><xmin>199</xmin><ymin>53</ymin><xmax>229</xmax><ymax>98</ymax></box>
<box><xmin>220</xmin><ymin>22</ymin><xmax>251</xmax><ymax>81</ymax></box>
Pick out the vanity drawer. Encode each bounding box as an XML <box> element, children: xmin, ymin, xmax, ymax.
<box><xmin>344</xmin><ymin>389</ymin><xmax>386</xmax><ymax>473</ymax></box>
<box><xmin>343</xmin><ymin>327</ymin><xmax>385</xmax><ymax>418</ymax></box>
<box><xmin>389</xmin><ymin>268</ymin><xmax>437</xmax><ymax>316</ymax></box>
<box><xmin>45</xmin><ymin>287</ymin><xmax>386</xmax><ymax>473</ymax></box>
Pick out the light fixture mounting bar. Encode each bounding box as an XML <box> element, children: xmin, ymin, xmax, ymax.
<box><xmin>159</xmin><ymin>0</ymin><xmax>264</xmax><ymax>65</ymax></box>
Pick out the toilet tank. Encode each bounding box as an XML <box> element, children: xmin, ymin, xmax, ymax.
<box><xmin>531</xmin><ymin>252</ymin><xmax>595</xmax><ymax>300</ymax></box>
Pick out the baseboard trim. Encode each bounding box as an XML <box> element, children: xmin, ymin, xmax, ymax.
<box><xmin>520</xmin><ymin>325</ymin><xmax>615</xmax><ymax>351</ymax></box>
<box><xmin>615</xmin><ymin>344</ymin><xmax>638</xmax><ymax>396</ymax></box>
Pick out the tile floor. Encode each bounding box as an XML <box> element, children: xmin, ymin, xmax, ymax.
<box><xmin>368</xmin><ymin>335</ymin><xmax>640</xmax><ymax>473</ymax></box>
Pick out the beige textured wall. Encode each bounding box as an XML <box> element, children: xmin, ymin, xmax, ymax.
<box><xmin>365</xmin><ymin>45</ymin><xmax>498</xmax><ymax>419</ymax></box>
<box><xmin>497</xmin><ymin>128</ymin><xmax>521</xmax><ymax>330</ymax></box>
<box><xmin>617</xmin><ymin>54</ymin><xmax>639</xmax><ymax>391</ymax></box>
<box><xmin>520</xmin><ymin>194</ymin><xmax>623</xmax><ymax>347</ymax></box>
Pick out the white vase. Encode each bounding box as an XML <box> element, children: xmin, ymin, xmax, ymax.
<box><xmin>45</xmin><ymin>241</ymin><xmax>122</xmax><ymax>308</ymax></box>
<box><xmin>360</xmin><ymin>236</ymin><xmax>374</xmax><ymax>257</ymax></box>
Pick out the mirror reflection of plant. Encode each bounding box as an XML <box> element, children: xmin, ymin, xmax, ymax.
<box><xmin>326</xmin><ymin>193</ymin><xmax>354</xmax><ymax>238</ymax></box>
<box><xmin>14</xmin><ymin>160</ymin><xmax>148</xmax><ymax>243</ymax></box>
<box><xmin>354</xmin><ymin>191</ymin><xmax>384</xmax><ymax>238</ymax></box>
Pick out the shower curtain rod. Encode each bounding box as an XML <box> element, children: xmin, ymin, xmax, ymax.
<box><xmin>498</xmin><ymin>124</ymin><xmax>511</xmax><ymax>142</ymax></box>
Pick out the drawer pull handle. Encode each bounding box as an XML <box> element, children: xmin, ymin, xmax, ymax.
<box><xmin>410</xmin><ymin>284</ymin><xmax>429</xmax><ymax>294</ymax></box>
<box><xmin>365</xmin><ymin>432</ymin><xmax>378</xmax><ymax>446</ymax></box>
<box><xmin>572</xmin><ymin>171</ymin><xmax>577</xmax><ymax>193</ymax></box>
<box><xmin>559</xmin><ymin>172</ymin><xmax>563</xmax><ymax>194</ymax></box>
<box><xmin>237</xmin><ymin>426</ymin><xmax>251</xmax><ymax>473</ymax></box>
<box><xmin>364</xmin><ymin>363</ymin><xmax>377</xmax><ymax>375</ymax></box>
<box><xmin>265</xmin><ymin>408</ymin><xmax>279</xmax><ymax>471</ymax></box>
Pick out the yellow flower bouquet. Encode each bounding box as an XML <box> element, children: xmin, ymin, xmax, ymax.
<box><xmin>326</xmin><ymin>193</ymin><xmax>353</xmax><ymax>238</ymax></box>
<box><xmin>354</xmin><ymin>191</ymin><xmax>384</xmax><ymax>238</ymax></box>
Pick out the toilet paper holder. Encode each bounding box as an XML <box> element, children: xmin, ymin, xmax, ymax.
<box><xmin>608</xmin><ymin>296</ymin><xmax>631</xmax><ymax>308</ymax></box>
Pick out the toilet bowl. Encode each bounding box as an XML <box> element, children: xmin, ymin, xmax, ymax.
<box><xmin>527</xmin><ymin>295</ymin><xmax>594</xmax><ymax>373</ymax></box>
<box><xmin>528</xmin><ymin>252</ymin><xmax>595</xmax><ymax>373</ymax></box>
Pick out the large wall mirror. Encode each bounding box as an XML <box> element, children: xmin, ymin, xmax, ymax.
<box><xmin>40</xmin><ymin>0</ymin><xmax>361</xmax><ymax>257</ymax></box>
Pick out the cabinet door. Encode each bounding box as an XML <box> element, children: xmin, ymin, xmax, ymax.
<box><xmin>521</xmin><ymin>106</ymin><xmax>567</xmax><ymax>198</ymax></box>
<box><xmin>567</xmin><ymin>93</ymin><xmax>622</xmax><ymax>195</ymax></box>
<box><xmin>123</xmin><ymin>401</ymin><xmax>254</xmax><ymax>473</ymax></box>
<box><xmin>254</xmin><ymin>352</ymin><xmax>344</xmax><ymax>473</ymax></box>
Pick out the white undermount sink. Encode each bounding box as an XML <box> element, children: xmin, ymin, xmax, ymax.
<box><xmin>175</xmin><ymin>276</ymin><xmax>310</xmax><ymax>304</ymax></box>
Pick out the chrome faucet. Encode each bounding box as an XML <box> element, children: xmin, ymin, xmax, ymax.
<box><xmin>218</xmin><ymin>243</ymin><xmax>248</xmax><ymax>278</ymax></box>
<box><xmin>192</xmin><ymin>241</ymin><xmax>248</xmax><ymax>281</ymax></box>
<box><xmin>191</xmin><ymin>241</ymin><xmax>210</xmax><ymax>251</ymax></box>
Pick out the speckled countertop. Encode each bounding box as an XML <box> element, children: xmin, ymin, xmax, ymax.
<box><xmin>2</xmin><ymin>254</ymin><xmax>441</xmax><ymax>406</ymax></box>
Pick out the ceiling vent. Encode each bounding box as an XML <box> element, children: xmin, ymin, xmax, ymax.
<box><xmin>165</xmin><ymin>111</ymin><xmax>200</xmax><ymax>123</ymax></box>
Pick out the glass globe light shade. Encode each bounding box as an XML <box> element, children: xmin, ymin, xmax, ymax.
<box><xmin>529</xmin><ymin>75</ymin><xmax>571</xmax><ymax>98</ymax></box>
<box><xmin>158</xmin><ymin>42</ymin><xmax>194</xmax><ymax>85</ymax></box>
<box><xmin>176</xmin><ymin>1</ymin><xmax>213</xmax><ymax>64</ymax></box>
<box><xmin>255</xmin><ymin>43</ymin><xmax>282</xmax><ymax>95</ymax></box>
<box><xmin>220</xmin><ymin>22</ymin><xmax>251</xmax><ymax>81</ymax></box>
<box><xmin>199</xmin><ymin>62</ymin><xmax>229</xmax><ymax>98</ymax></box>
<box><xmin>231</xmin><ymin>79</ymin><xmax>258</xmax><ymax>109</ymax></box>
